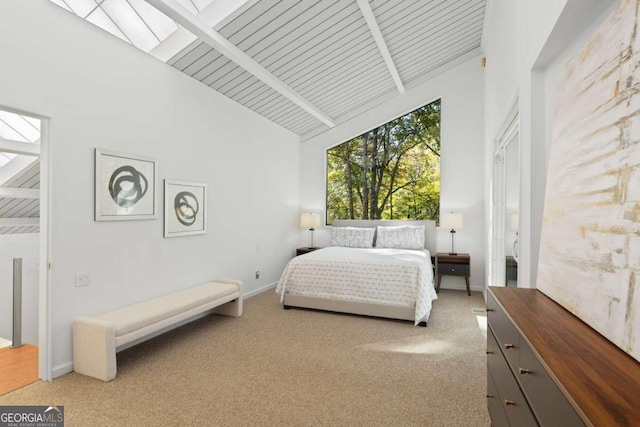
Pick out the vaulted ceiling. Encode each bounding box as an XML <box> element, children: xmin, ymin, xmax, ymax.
<box><xmin>49</xmin><ymin>0</ymin><xmax>486</xmax><ymax>140</ymax></box>
<box><xmin>2</xmin><ymin>0</ymin><xmax>487</xmax><ymax>235</ymax></box>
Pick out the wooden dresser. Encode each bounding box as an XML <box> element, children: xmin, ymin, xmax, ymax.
<box><xmin>487</xmin><ymin>287</ymin><xmax>640</xmax><ymax>426</ymax></box>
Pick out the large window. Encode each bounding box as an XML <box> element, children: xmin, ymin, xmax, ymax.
<box><xmin>326</xmin><ymin>99</ymin><xmax>440</xmax><ymax>224</ymax></box>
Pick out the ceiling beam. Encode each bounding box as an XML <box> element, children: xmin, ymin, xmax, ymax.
<box><xmin>356</xmin><ymin>0</ymin><xmax>405</xmax><ymax>94</ymax></box>
<box><xmin>0</xmin><ymin>157</ymin><xmax>38</xmax><ymax>187</ymax></box>
<box><xmin>0</xmin><ymin>187</ymin><xmax>39</xmax><ymax>199</ymax></box>
<box><xmin>0</xmin><ymin>217</ymin><xmax>39</xmax><ymax>227</ymax></box>
<box><xmin>150</xmin><ymin>0</ymin><xmax>259</xmax><ymax>62</ymax></box>
<box><xmin>145</xmin><ymin>0</ymin><xmax>335</xmax><ymax>128</ymax></box>
<box><xmin>0</xmin><ymin>137</ymin><xmax>40</xmax><ymax>157</ymax></box>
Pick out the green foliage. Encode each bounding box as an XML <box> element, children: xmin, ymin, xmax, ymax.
<box><xmin>326</xmin><ymin>100</ymin><xmax>440</xmax><ymax>223</ymax></box>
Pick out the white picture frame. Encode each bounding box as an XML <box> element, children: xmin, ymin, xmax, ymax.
<box><xmin>95</xmin><ymin>149</ymin><xmax>157</xmax><ymax>221</ymax></box>
<box><xmin>164</xmin><ymin>179</ymin><xmax>207</xmax><ymax>238</ymax></box>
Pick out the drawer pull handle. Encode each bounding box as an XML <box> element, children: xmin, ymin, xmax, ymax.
<box><xmin>486</xmin><ymin>350</ymin><xmax>493</xmax><ymax>354</ymax></box>
<box><xmin>486</xmin><ymin>308</ymin><xmax>494</xmax><ymax>312</ymax></box>
<box><xmin>487</xmin><ymin>394</ymin><xmax>494</xmax><ymax>398</ymax></box>
<box><xmin>504</xmin><ymin>343</ymin><xmax>515</xmax><ymax>349</ymax></box>
<box><xmin>504</xmin><ymin>400</ymin><xmax>516</xmax><ymax>406</ymax></box>
<box><xmin>519</xmin><ymin>367</ymin><xmax>532</xmax><ymax>375</ymax></box>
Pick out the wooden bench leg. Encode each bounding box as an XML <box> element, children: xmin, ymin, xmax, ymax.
<box><xmin>465</xmin><ymin>277</ymin><xmax>470</xmax><ymax>296</ymax></box>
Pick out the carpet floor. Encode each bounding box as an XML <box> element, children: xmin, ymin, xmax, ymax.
<box><xmin>0</xmin><ymin>289</ymin><xmax>490</xmax><ymax>426</ymax></box>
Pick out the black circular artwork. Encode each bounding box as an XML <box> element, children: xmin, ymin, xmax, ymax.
<box><xmin>174</xmin><ymin>191</ymin><xmax>199</xmax><ymax>226</ymax></box>
<box><xmin>108</xmin><ymin>166</ymin><xmax>148</xmax><ymax>208</ymax></box>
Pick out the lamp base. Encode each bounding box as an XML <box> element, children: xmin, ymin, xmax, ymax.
<box><xmin>448</xmin><ymin>252</ymin><xmax>458</xmax><ymax>256</ymax></box>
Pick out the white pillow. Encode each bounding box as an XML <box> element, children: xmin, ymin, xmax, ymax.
<box><xmin>331</xmin><ymin>227</ymin><xmax>375</xmax><ymax>248</ymax></box>
<box><xmin>375</xmin><ymin>225</ymin><xmax>425</xmax><ymax>250</ymax></box>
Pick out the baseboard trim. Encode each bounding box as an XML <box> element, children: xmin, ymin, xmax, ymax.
<box><xmin>439</xmin><ymin>284</ymin><xmax>483</xmax><ymax>293</ymax></box>
<box><xmin>245</xmin><ymin>281</ymin><xmax>277</xmax><ymax>299</ymax></box>
<box><xmin>52</xmin><ymin>361</ymin><xmax>73</xmax><ymax>379</ymax></box>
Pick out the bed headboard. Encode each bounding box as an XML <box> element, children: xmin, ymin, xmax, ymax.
<box><xmin>332</xmin><ymin>220</ymin><xmax>437</xmax><ymax>255</ymax></box>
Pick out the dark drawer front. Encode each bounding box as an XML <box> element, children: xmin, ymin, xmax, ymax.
<box><xmin>437</xmin><ymin>263</ymin><xmax>469</xmax><ymax>276</ymax></box>
<box><xmin>518</xmin><ymin>338</ymin><xmax>585</xmax><ymax>427</ymax></box>
<box><xmin>488</xmin><ymin>368</ymin><xmax>509</xmax><ymax>427</ymax></box>
<box><xmin>487</xmin><ymin>291</ymin><xmax>520</xmax><ymax>370</ymax></box>
<box><xmin>488</xmin><ymin>329</ymin><xmax>537</xmax><ymax>427</ymax></box>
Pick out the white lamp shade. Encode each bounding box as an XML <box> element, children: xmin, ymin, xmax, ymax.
<box><xmin>509</xmin><ymin>213</ymin><xmax>519</xmax><ymax>231</ymax></box>
<box><xmin>300</xmin><ymin>213</ymin><xmax>320</xmax><ymax>229</ymax></box>
<box><xmin>442</xmin><ymin>212</ymin><xmax>463</xmax><ymax>229</ymax></box>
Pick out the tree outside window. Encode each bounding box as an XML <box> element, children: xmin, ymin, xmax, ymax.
<box><xmin>326</xmin><ymin>99</ymin><xmax>440</xmax><ymax>224</ymax></box>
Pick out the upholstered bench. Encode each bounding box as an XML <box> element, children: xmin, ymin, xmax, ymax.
<box><xmin>73</xmin><ymin>279</ymin><xmax>243</xmax><ymax>381</ymax></box>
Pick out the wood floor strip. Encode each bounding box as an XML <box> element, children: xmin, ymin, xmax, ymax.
<box><xmin>0</xmin><ymin>344</ymin><xmax>39</xmax><ymax>396</ymax></box>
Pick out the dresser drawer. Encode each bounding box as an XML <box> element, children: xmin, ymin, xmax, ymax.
<box><xmin>437</xmin><ymin>263</ymin><xmax>469</xmax><ymax>276</ymax></box>
<box><xmin>487</xmin><ymin>368</ymin><xmax>509</xmax><ymax>427</ymax></box>
<box><xmin>518</xmin><ymin>338</ymin><xmax>585</xmax><ymax>427</ymax></box>
<box><xmin>487</xmin><ymin>291</ymin><xmax>520</xmax><ymax>370</ymax></box>
<box><xmin>488</xmin><ymin>329</ymin><xmax>537</xmax><ymax>427</ymax></box>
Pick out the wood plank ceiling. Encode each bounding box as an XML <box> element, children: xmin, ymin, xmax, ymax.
<box><xmin>0</xmin><ymin>161</ymin><xmax>40</xmax><ymax>235</ymax></box>
<box><xmin>50</xmin><ymin>0</ymin><xmax>486</xmax><ymax>140</ymax></box>
<box><xmin>0</xmin><ymin>111</ymin><xmax>41</xmax><ymax>235</ymax></box>
<box><xmin>168</xmin><ymin>0</ymin><xmax>486</xmax><ymax>138</ymax></box>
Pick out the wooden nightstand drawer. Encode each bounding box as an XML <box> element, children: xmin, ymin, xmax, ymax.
<box><xmin>436</xmin><ymin>252</ymin><xmax>471</xmax><ymax>295</ymax></box>
<box><xmin>437</xmin><ymin>263</ymin><xmax>469</xmax><ymax>276</ymax></box>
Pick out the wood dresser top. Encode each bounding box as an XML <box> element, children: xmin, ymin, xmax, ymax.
<box><xmin>489</xmin><ymin>287</ymin><xmax>640</xmax><ymax>426</ymax></box>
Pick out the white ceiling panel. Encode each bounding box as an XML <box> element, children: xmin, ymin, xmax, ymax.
<box><xmin>62</xmin><ymin>0</ymin><xmax>99</xmax><ymax>18</ymax></box>
<box><xmin>86</xmin><ymin>6</ymin><xmax>131</xmax><ymax>43</ymax></box>
<box><xmin>101</xmin><ymin>0</ymin><xmax>160</xmax><ymax>52</ymax></box>
<box><xmin>0</xmin><ymin>225</ymin><xmax>39</xmax><ymax>235</ymax></box>
<box><xmin>0</xmin><ymin>111</ymin><xmax>40</xmax><ymax>142</ymax></box>
<box><xmin>174</xmin><ymin>0</ymin><xmax>199</xmax><ymax>14</ymax></box>
<box><xmin>128</xmin><ymin>0</ymin><xmax>179</xmax><ymax>40</ymax></box>
<box><xmin>50</xmin><ymin>0</ymin><xmax>487</xmax><ymax>138</ymax></box>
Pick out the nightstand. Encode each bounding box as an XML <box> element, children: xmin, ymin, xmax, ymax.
<box><xmin>436</xmin><ymin>253</ymin><xmax>471</xmax><ymax>295</ymax></box>
<box><xmin>296</xmin><ymin>247</ymin><xmax>321</xmax><ymax>256</ymax></box>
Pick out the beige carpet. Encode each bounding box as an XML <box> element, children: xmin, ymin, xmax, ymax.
<box><xmin>0</xmin><ymin>289</ymin><xmax>490</xmax><ymax>426</ymax></box>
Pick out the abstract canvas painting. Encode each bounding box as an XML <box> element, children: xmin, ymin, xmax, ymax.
<box><xmin>164</xmin><ymin>180</ymin><xmax>207</xmax><ymax>237</ymax></box>
<box><xmin>538</xmin><ymin>0</ymin><xmax>640</xmax><ymax>362</ymax></box>
<box><xmin>95</xmin><ymin>149</ymin><xmax>157</xmax><ymax>221</ymax></box>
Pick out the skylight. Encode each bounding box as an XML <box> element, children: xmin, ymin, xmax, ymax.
<box><xmin>0</xmin><ymin>111</ymin><xmax>40</xmax><ymax>168</ymax></box>
<box><xmin>48</xmin><ymin>0</ymin><xmax>213</xmax><ymax>53</ymax></box>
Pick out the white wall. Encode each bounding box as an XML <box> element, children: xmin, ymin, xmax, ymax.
<box><xmin>482</xmin><ymin>0</ymin><xmax>616</xmax><ymax>289</ymax></box>
<box><xmin>300</xmin><ymin>56</ymin><xmax>485</xmax><ymax>292</ymax></box>
<box><xmin>0</xmin><ymin>1</ymin><xmax>300</xmax><ymax>377</ymax></box>
<box><xmin>0</xmin><ymin>234</ymin><xmax>39</xmax><ymax>346</ymax></box>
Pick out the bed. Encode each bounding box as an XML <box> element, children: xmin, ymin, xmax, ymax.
<box><xmin>275</xmin><ymin>220</ymin><xmax>438</xmax><ymax>326</ymax></box>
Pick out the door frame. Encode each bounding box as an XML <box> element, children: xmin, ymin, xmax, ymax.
<box><xmin>491</xmin><ymin>94</ymin><xmax>519</xmax><ymax>288</ymax></box>
<box><xmin>0</xmin><ymin>104</ymin><xmax>52</xmax><ymax>381</ymax></box>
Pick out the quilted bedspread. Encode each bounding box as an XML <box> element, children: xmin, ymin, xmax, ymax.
<box><xmin>275</xmin><ymin>247</ymin><xmax>437</xmax><ymax>324</ymax></box>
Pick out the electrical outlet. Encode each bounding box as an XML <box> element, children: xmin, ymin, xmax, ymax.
<box><xmin>75</xmin><ymin>272</ymin><xmax>90</xmax><ymax>287</ymax></box>
<box><xmin>255</xmin><ymin>270</ymin><xmax>260</xmax><ymax>279</ymax></box>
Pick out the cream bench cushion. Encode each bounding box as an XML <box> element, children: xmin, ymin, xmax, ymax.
<box><xmin>73</xmin><ymin>279</ymin><xmax>242</xmax><ymax>381</ymax></box>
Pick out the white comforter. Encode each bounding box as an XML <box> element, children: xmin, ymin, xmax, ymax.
<box><xmin>275</xmin><ymin>247</ymin><xmax>437</xmax><ymax>325</ymax></box>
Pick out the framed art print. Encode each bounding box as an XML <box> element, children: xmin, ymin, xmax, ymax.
<box><xmin>95</xmin><ymin>149</ymin><xmax>157</xmax><ymax>221</ymax></box>
<box><xmin>164</xmin><ymin>179</ymin><xmax>207</xmax><ymax>237</ymax></box>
